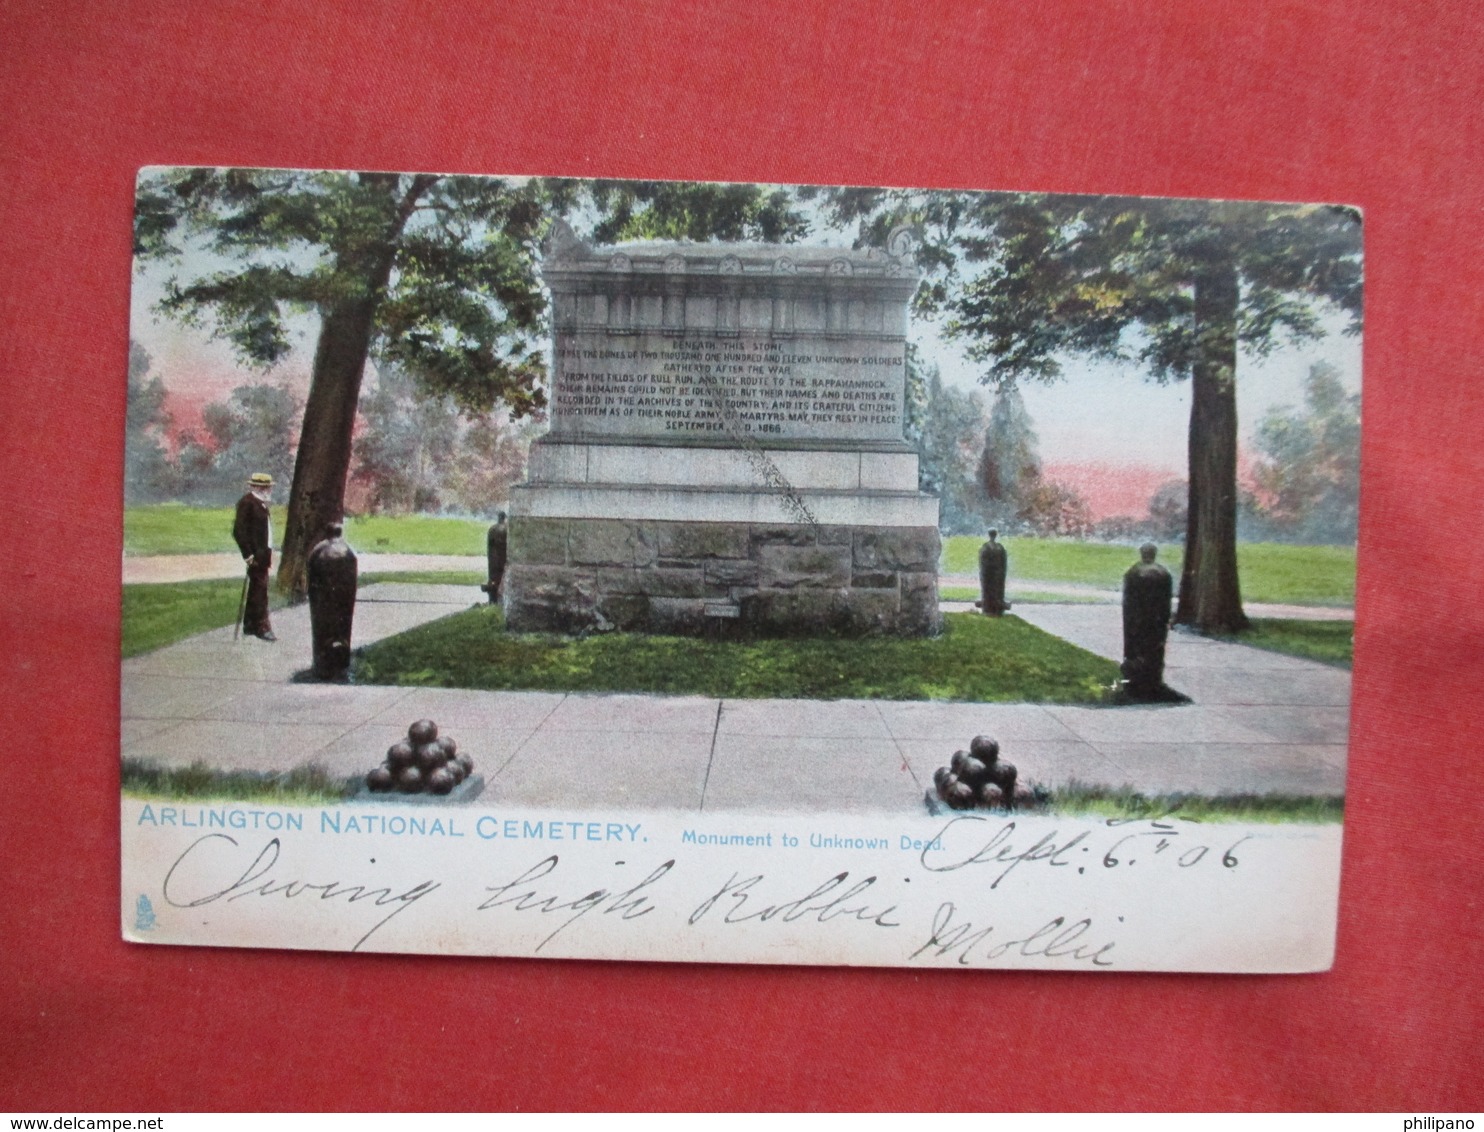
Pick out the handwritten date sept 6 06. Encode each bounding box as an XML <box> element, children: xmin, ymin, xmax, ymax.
<box><xmin>920</xmin><ymin>814</ymin><xmax>1253</xmax><ymax>888</ymax></box>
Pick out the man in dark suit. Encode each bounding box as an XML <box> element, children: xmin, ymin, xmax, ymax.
<box><xmin>233</xmin><ymin>472</ymin><xmax>277</xmax><ymax>641</ymax></box>
<box><xmin>481</xmin><ymin>511</ymin><xmax>508</xmax><ymax>604</ymax></box>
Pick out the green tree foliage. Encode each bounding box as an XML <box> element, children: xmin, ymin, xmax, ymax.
<box><xmin>136</xmin><ymin>170</ymin><xmax>551</xmax><ymax>411</ymax></box>
<box><xmin>1246</xmin><ymin>362</ymin><xmax>1360</xmax><ymax>544</ymax></box>
<box><xmin>581</xmin><ymin>180</ymin><xmax>809</xmax><ymax>245</ymax></box>
<box><xmin>900</xmin><ymin>342</ymin><xmax>930</xmax><ymax>450</ymax></box>
<box><xmin>977</xmin><ymin>383</ymin><xmax>1042</xmax><ymax>525</ymax></box>
<box><xmin>127</xmin><ymin>339</ymin><xmax>300</xmax><ymax>505</ymax></box>
<box><xmin>442</xmin><ymin>413</ymin><xmax>538</xmax><ymax>518</ymax></box>
<box><xmin>133</xmin><ymin>381</ymin><xmax>300</xmax><ymax>506</ymax></box>
<box><xmin>348</xmin><ymin>362</ymin><xmax>533</xmax><ymax>518</ymax></box>
<box><xmin>135</xmin><ymin>170</ymin><xmax>811</xmax><ymax>596</ymax></box>
<box><xmin>202</xmin><ymin>383</ymin><xmax>301</xmax><ymax>493</ymax></box>
<box><xmin>816</xmin><ymin>189</ymin><xmax>1363</xmax><ymax>632</ymax></box>
<box><xmin>1017</xmin><ymin>476</ymin><xmax>1095</xmax><ymax>539</ymax></box>
<box><xmin>351</xmin><ymin>365</ymin><xmax>460</xmax><ymax>514</ymax></box>
<box><xmin>910</xmin><ymin>351</ymin><xmax>1093</xmax><ymax>538</ymax></box>
<box><xmin>125</xmin><ymin>340</ymin><xmax>173</xmax><ymax>503</ymax></box>
<box><xmin>1148</xmin><ymin>478</ymin><xmax>1190</xmax><ymax>542</ymax></box>
<box><xmin>165</xmin><ymin>433</ymin><xmax>219</xmax><ymax>504</ymax></box>
<box><xmin>970</xmin><ymin>382</ymin><xmax>1094</xmax><ymax>538</ymax></box>
<box><xmin>909</xmin><ymin>354</ymin><xmax>989</xmax><ymax>535</ymax></box>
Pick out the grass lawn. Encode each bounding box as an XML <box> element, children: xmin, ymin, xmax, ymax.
<box><xmin>124</xmin><ymin>503</ymin><xmax>489</xmax><ymax>556</ymax></box>
<box><xmin>1221</xmin><ymin>618</ymin><xmax>1354</xmax><ymax>668</ymax></box>
<box><xmin>359</xmin><ymin>570</ymin><xmax>485</xmax><ymax>587</ymax></box>
<box><xmin>117</xmin><ymin>757</ymin><xmax>1342</xmax><ymax>821</ymax></box>
<box><xmin>940</xmin><ymin>536</ymin><xmax>1355</xmax><ymax>606</ymax></box>
<box><xmin>1042</xmin><ymin>782</ymin><xmax>1344</xmax><ymax>824</ymax></box>
<box><xmin>120</xmin><ymin>572</ymin><xmax>485</xmax><ymax>657</ymax></box>
<box><xmin>121</xmin><ymin>758</ymin><xmax>355</xmax><ymax>803</ymax></box>
<box><xmin>939</xmin><ymin>585</ymin><xmax>1109</xmax><ymax>605</ymax></box>
<box><xmin>351</xmin><ymin>608</ymin><xmax>1121</xmax><ymax>702</ymax></box>
<box><xmin>127</xmin><ymin>505</ymin><xmax>1352</xmax><ymax>607</ymax></box>
<box><xmin>122</xmin><ymin>577</ymin><xmax>293</xmax><ymax>657</ymax></box>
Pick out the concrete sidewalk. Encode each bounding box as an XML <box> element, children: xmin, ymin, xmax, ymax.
<box><xmin>123</xmin><ymin>556</ymin><xmax>1355</xmax><ymax>623</ymax></box>
<box><xmin>121</xmin><ymin>585</ymin><xmax>1349</xmax><ymax>812</ymax></box>
<box><xmin>938</xmin><ymin>573</ymin><xmax>1355</xmax><ymax>621</ymax></box>
<box><xmin>122</xmin><ymin>553</ymin><xmax>486</xmax><ymax>584</ymax></box>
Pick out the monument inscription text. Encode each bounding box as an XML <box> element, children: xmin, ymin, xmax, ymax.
<box><xmin>551</xmin><ymin>332</ymin><xmax>905</xmax><ymax>444</ymax></box>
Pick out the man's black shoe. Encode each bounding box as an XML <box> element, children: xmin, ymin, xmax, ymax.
<box><xmin>256</xmin><ymin>631</ymin><xmax>278</xmax><ymax>642</ymax></box>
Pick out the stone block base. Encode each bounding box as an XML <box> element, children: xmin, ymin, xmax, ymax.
<box><xmin>505</xmin><ymin>518</ymin><xmax>941</xmax><ymax>638</ymax></box>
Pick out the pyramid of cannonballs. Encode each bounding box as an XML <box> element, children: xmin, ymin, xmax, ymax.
<box><xmin>932</xmin><ymin>735</ymin><xmax>1023</xmax><ymax>811</ymax></box>
<box><xmin>366</xmin><ymin>719</ymin><xmax>474</xmax><ymax>795</ymax></box>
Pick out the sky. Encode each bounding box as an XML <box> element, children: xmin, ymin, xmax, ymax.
<box><xmin>916</xmin><ymin>308</ymin><xmax>1362</xmax><ymax>472</ymax></box>
<box><xmin>128</xmin><ymin>179</ymin><xmax>1363</xmax><ymax>517</ymax></box>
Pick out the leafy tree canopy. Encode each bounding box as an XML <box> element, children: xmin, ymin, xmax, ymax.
<box><xmin>135</xmin><ymin>169</ymin><xmax>551</xmax><ymax>418</ymax></box>
<box><xmin>1247</xmin><ymin>361</ymin><xmax>1361</xmax><ymax>544</ymax></box>
<box><xmin>203</xmin><ymin>383</ymin><xmax>301</xmax><ymax>492</ymax></box>
<box><xmin>941</xmin><ymin>196</ymin><xmax>1363</xmax><ymax>387</ymax></box>
<box><xmin>579</xmin><ymin>179</ymin><xmax>810</xmax><ymax>245</ymax></box>
<box><xmin>978</xmin><ymin>383</ymin><xmax>1041</xmax><ymax>506</ymax></box>
<box><xmin>813</xmin><ymin>189</ymin><xmax>1362</xmax><ymax>382</ymax></box>
<box><xmin>908</xmin><ymin>351</ymin><xmax>989</xmax><ymax>535</ymax></box>
<box><xmin>125</xmin><ymin>340</ymin><xmax>172</xmax><ymax>503</ymax></box>
<box><xmin>351</xmin><ymin>364</ymin><xmax>461</xmax><ymax>515</ymax></box>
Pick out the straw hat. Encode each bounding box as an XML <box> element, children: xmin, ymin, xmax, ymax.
<box><xmin>248</xmin><ymin>473</ymin><xmax>273</xmax><ymax>488</ymax></box>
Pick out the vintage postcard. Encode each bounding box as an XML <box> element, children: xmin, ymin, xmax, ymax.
<box><xmin>121</xmin><ymin>169</ymin><xmax>1359</xmax><ymax>970</ymax></box>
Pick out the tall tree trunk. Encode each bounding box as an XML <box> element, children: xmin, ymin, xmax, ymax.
<box><xmin>1175</xmin><ymin>263</ymin><xmax>1250</xmax><ymax>633</ymax></box>
<box><xmin>275</xmin><ymin>174</ymin><xmax>434</xmax><ymax>597</ymax></box>
<box><xmin>275</xmin><ymin>294</ymin><xmax>384</xmax><ymax>598</ymax></box>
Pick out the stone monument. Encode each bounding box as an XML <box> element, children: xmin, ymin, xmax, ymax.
<box><xmin>505</xmin><ymin>224</ymin><xmax>941</xmax><ymax>637</ymax></box>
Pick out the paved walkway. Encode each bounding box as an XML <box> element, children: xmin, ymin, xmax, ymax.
<box><xmin>938</xmin><ymin>573</ymin><xmax>1355</xmax><ymax>621</ymax></box>
<box><xmin>123</xmin><ymin>556</ymin><xmax>1355</xmax><ymax>624</ymax></box>
<box><xmin>122</xmin><ymin>553</ymin><xmax>486</xmax><ymax>584</ymax></box>
<box><xmin>121</xmin><ymin>584</ymin><xmax>1349</xmax><ymax>812</ymax></box>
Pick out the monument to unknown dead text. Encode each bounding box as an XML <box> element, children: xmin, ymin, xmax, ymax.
<box><xmin>505</xmin><ymin>223</ymin><xmax>941</xmax><ymax>636</ymax></box>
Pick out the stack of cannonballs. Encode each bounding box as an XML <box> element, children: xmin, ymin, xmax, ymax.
<box><xmin>366</xmin><ymin>719</ymin><xmax>474</xmax><ymax>795</ymax></box>
<box><xmin>932</xmin><ymin>735</ymin><xmax>1024</xmax><ymax>811</ymax></box>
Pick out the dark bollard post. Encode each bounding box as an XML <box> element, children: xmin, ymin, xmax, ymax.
<box><xmin>978</xmin><ymin>528</ymin><xmax>1009</xmax><ymax>616</ymax></box>
<box><xmin>481</xmin><ymin>511</ymin><xmax>508</xmax><ymax>605</ymax></box>
<box><xmin>1121</xmin><ymin>542</ymin><xmax>1173</xmax><ymax>699</ymax></box>
<box><xmin>307</xmin><ymin>520</ymin><xmax>358</xmax><ymax>681</ymax></box>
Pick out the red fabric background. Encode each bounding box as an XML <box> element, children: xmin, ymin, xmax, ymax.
<box><xmin>2</xmin><ymin>0</ymin><xmax>1480</xmax><ymax>1112</ymax></box>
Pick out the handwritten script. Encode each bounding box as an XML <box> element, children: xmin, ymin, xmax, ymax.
<box><xmin>126</xmin><ymin>809</ymin><xmax>1325</xmax><ymax>971</ymax></box>
<box><xmin>163</xmin><ymin>834</ymin><xmax>440</xmax><ymax>951</ymax></box>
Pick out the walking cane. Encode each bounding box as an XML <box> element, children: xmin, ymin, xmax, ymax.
<box><xmin>233</xmin><ymin>559</ymin><xmax>251</xmax><ymax>641</ymax></box>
